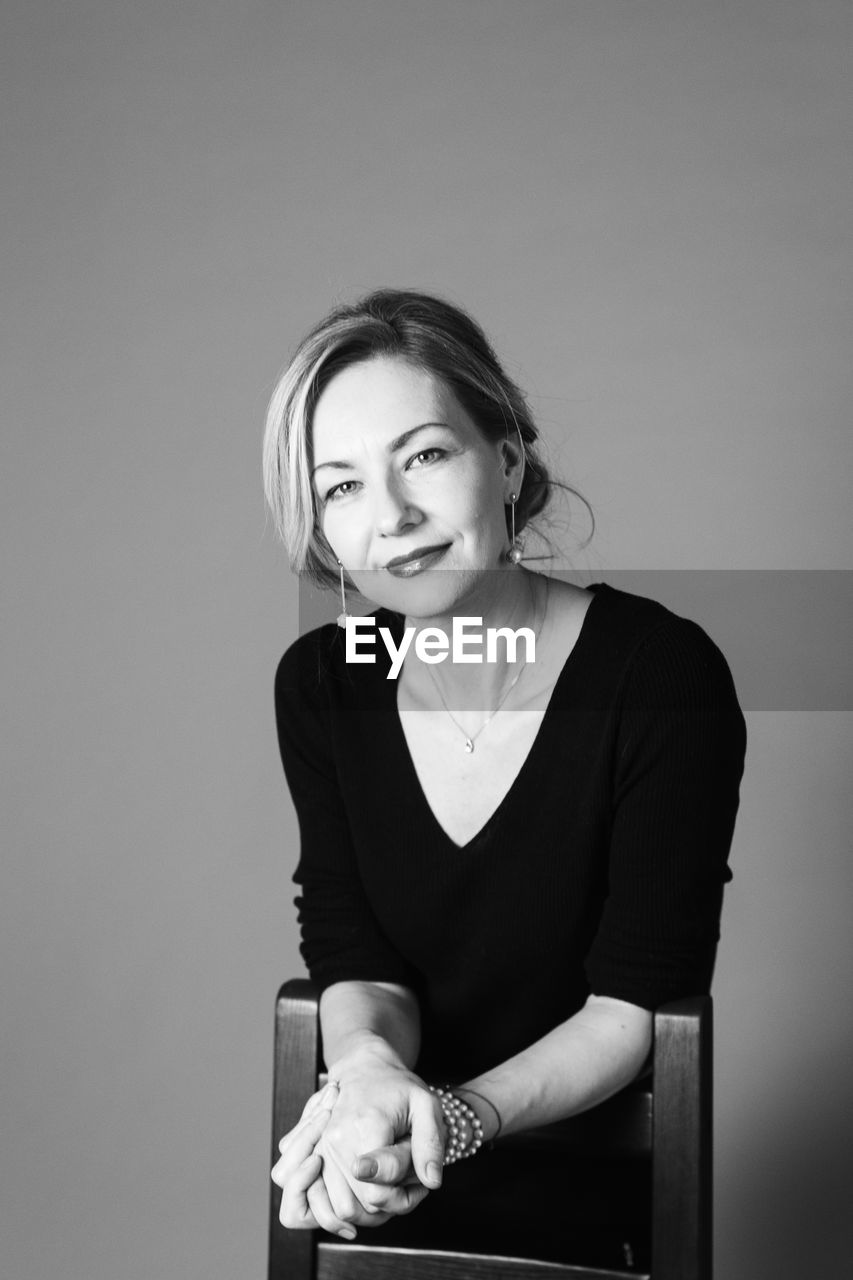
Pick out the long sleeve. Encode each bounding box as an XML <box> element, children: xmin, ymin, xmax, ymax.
<box><xmin>584</xmin><ymin>615</ymin><xmax>747</xmax><ymax>1009</ymax></box>
<box><xmin>274</xmin><ymin>632</ymin><xmax>418</xmax><ymax>992</ymax></box>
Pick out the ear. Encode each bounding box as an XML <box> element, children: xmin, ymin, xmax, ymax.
<box><xmin>500</xmin><ymin>435</ymin><xmax>525</xmax><ymax>494</ymax></box>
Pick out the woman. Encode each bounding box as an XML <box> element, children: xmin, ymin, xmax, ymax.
<box><xmin>263</xmin><ymin>290</ymin><xmax>746</xmax><ymax>1265</ymax></box>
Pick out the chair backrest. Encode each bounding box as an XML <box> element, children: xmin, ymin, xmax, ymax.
<box><xmin>269</xmin><ymin>981</ymin><xmax>712</xmax><ymax>1280</ymax></box>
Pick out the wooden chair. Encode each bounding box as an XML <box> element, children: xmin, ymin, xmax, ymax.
<box><xmin>269</xmin><ymin>980</ymin><xmax>712</xmax><ymax>1280</ymax></box>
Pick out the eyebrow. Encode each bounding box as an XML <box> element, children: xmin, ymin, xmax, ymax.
<box><xmin>311</xmin><ymin>422</ymin><xmax>453</xmax><ymax>476</ymax></box>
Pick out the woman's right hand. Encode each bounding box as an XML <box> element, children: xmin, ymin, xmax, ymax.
<box><xmin>272</xmin><ymin>1081</ymin><xmax>398</xmax><ymax>1238</ymax></box>
<box><xmin>272</xmin><ymin>1083</ymin><xmax>352</xmax><ymax>1235</ymax></box>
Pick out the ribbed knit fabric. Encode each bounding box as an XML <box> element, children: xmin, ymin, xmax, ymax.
<box><xmin>274</xmin><ymin>583</ymin><xmax>746</xmax><ymax>1080</ymax></box>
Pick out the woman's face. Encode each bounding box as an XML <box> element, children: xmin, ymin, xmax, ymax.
<box><xmin>311</xmin><ymin>356</ymin><xmax>520</xmax><ymax>618</ymax></box>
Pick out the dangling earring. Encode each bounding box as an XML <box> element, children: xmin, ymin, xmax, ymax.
<box><xmin>506</xmin><ymin>494</ymin><xmax>524</xmax><ymax>564</ymax></box>
<box><xmin>336</xmin><ymin>559</ymin><xmax>348</xmax><ymax>628</ymax></box>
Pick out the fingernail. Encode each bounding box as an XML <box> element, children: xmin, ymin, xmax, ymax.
<box><xmin>339</xmin><ymin>1227</ymin><xmax>357</xmax><ymax>1241</ymax></box>
<box><xmin>354</xmin><ymin>1156</ymin><xmax>378</xmax><ymax>1179</ymax></box>
<box><xmin>426</xmin><ymin>1161</ymin><xmax>443</xmax><ymax>1188</ymax></box>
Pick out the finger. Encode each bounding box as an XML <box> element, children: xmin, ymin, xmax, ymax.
<box><xmin>306</xmin><ymin>1177</ymin><xmax>357</xmax><ymax>1241</ymax></box>
<box><xmin>277</xmin><ymin>1088</ymin><xmax>338</xmax><ymax>1155</ymax></box>
<box><xmin>315</xmin><ymin>1144</ymin><xmax>370</xmax><ymax>1222</ymax></box>
<box><xmin>409</xmin><ymin>1092</ymin><xmax>446</xmax><ymax>1190</ymax></box>
<box><xmin>272</xmin><ymin>1108</ymin><xmax>333</xmax><ymax>1184</ymax></box>
<box><xmin>278</xmin><ymin>1153</ymin><xmax>323</xmax><ymax>1228</ymax></box>
<box><xmin>274</xmin><ymin>1105</ymin><xmax>333</xmax><ymax>1173</ymax></box>
<box><xmin>302</xmin><ymin>1080</ymin><xmax>340</xmax><ymax>1118</ymax></box>
<box><xmin>352</xmin><ymin>1139</ymin><xmax>413</xmax><ymax>1186</ymax></box>
<box><xmin>276</xmin><ymin>1082</ymin><xmax>339</xmax><ymax>1157</ymax></box>
<box><xmin>278</xmin><ymin>1082</ymin><xmax>339</xmax><ymax>1153</ymax></box>
<box><xmin>319</xmin><ymin>1153</ymin><xmax>397</xmax><ymax>1228</ymax></box>
<box><xmin>389</xmin><ymin>1180</ymin><xmax>431</xmax><ymax>1216</ymax></box>
<box><xmin>361</xmin><ymin>1181</ymin><xmax>430</xmax><ymax>1217</ymax></box>
<box><xmin>348</xmin><ymin>1177</ymin><xmax>431</xmax><ymax>1218</ymax></box>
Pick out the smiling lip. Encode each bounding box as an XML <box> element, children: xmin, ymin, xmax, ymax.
<box><xmin>384</xmin><ymin>543</ymin><xmax>451</xmax><ymax>577</ymax></box>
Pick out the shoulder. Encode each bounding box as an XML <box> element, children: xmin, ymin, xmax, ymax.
<box><xmin>588</xmin><ymin>583</ymin><xmax>742</xmax><ymax>712</ymax></box>
<box><xmin>275</xmin><ymin>620</ymin><xmax>342</xmax><ymax>704</ymax></box>
<box><xmin>274</xmin><ymin>608</ymin><xmax>402</xmax><ymax>708</ymax></box>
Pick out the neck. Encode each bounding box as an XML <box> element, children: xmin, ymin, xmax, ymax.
<box><xmin>402</xmin><ymin>568</ymin><xmax>545</xmax><ymax>711</ymax></box>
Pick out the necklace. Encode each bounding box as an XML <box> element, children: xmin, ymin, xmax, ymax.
<box><xmin>424</xmin><ymin>576</ymin><xmax>548</xmax><ymax>753</ymax></box>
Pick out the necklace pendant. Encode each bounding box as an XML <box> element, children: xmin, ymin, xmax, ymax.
<box><xmin>464</xmin><ymin>737</ymin><xmax>474</xmax><ymax>753</ymax></box>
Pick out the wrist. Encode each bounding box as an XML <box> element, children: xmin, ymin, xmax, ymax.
<box><xmin>327</xmin><ymin>1030</ymin><xmax>409</xmax><ymax>1081</ymax></box>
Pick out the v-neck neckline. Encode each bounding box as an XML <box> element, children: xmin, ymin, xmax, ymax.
<box><xmin>383</xmin><ymin>584</ymin><xmax>606</xmax><ymax>852</ymax></box>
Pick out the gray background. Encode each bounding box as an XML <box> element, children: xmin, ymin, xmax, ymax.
<box><xmin>2</xmin><ymin>2</ymin><xmax>851</xmax><ymax>1278</ymax></box>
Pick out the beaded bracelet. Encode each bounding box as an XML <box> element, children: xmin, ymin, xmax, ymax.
<box><xmin>429</xmin><ymin>1085</ymin><xmax>484</xmax><ymax>1165</ymax></box>
<box><xmin>455</xmin><ymin>1086</ymin><xmax>502</xmax><ymax>1139</ymax></box>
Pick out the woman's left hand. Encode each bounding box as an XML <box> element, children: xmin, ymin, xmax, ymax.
<box><xmin>310</xmin><ymin>1044</ymin><xmax>445</xmax><ymax>1225</ymax></box>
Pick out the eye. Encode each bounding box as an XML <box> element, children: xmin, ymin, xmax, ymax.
<box><xmin>407</xmin><ymin>447</ymin><xmax>447</xmax><ymax>469</ymax></box>
<box><xmin>324</xmin><ymin>479</ymin><xmax>360</xmax><ymax>503</ymax></box>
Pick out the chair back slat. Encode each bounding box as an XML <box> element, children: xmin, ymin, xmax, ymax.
<box><xmin>269</xmin><ymin>981</ymin><xmax>321</xmax><ymax>1280</ymax></box>
<box><xmin>317</xmin><ymin>1241</ymin><xmax>644</xmax><ymax>1280</ymax></box>
<box><xmin>651</xmin><ymin>999</ymin><xmax>713</xmax><ymax>1280</ymax></box>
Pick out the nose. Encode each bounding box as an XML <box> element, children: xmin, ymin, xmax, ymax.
<box><xmin>372</xmin><ymin>475</ymin><xmax>421</xmax><ymax>537</ymax></box>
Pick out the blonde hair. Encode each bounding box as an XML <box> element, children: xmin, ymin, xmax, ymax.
<box><xmin>263</xmin><ymin>289</ymin><xmax>557</xmax><ymax>589</ymax></box>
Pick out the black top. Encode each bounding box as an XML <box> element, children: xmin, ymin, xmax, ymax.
<box><xmin>274</xmin><ymin>583</ymin><xmax>746</xmax><ymax>1079</ymax></box>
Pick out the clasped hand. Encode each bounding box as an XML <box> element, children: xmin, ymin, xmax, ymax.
<box><xmin>271</xmin><ymin>1056</ymin><xmax>446</xmax><ymax>1239</ymax></box>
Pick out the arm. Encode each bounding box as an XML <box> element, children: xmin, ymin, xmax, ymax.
<box><xmin>273</xmin><ymin>642</ymin><xmax>429</xmax><ymax>1233</ymax></box>
<box><xmin>355</xmin><ymin>993</ymin><xmax>651</xmax><ymax>1190</ymax></box>
<box><xmin>274</xmin><ymin>642</ymin><xmax>420</xmax><ymax>996</ymax></box>
<box><xmin>304</xmin><ymin>989</ymin><xmax>651</xmax><ymax>1212</ymax></box>
<box><xmin>314</xmin><ymin>980</ymin><xmax>445</xmax><ymax>1203</ymax></box>
<box><xmin>275</xmin><ymin>979</ymin><xmax>443</xmax><ymax>1234</ymax></box>
<box><xmin>320</xmin><ymin>979</ymin><xmax>422</xmax><ymax>1069</ymax></box>
<box><xmin>456</xmin><ymin>993</ymin><xmax>652</xmax><ymax>1141</ymax></box>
